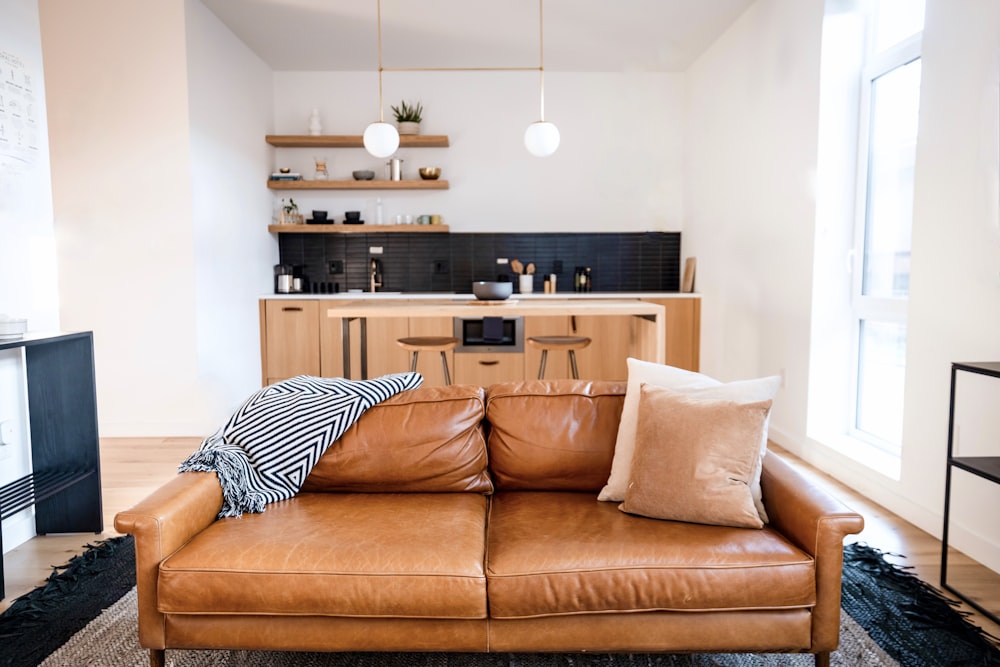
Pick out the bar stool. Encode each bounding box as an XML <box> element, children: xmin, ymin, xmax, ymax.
<box><xmin>527</xmin><ymin>335</ymin><xmax>592</xmax><ymax>380</ymax></box>
<box><xmin>396</xmin><ymin>336</ymin><xmax>458</xmax><ymax>385</ymax></box>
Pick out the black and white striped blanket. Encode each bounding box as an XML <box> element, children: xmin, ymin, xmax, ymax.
<box><xmin>179</xmin><ymin>372</ymin><xmax>423</xmax><ymax>517</ymax></box>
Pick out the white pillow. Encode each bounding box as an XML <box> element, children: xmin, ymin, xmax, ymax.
<box><xmin>598</xmin><ymin>358</ymin><xmax>780</xmax><ymax>523</ymax></box>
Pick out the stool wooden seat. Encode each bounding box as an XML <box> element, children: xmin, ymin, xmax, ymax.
<box><xmin>527</xmin><ymin>335</ymin><xmax>592</xmax><ymax>380</ymax></box>
<box><xmin>396</xmin><ymin>336</ymin><xmax>459</xmax><ymax>385</ymax></box>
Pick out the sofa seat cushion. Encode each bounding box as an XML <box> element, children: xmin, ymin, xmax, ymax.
<box><xmin>158</xmin><ymin>493</ymin><xmax>487</xmax><ymax>619</ymax></box>
<box><xmin>486</xmin><ymin>492</ymin><xmax>815</xmax><ymax>619</ymax></box>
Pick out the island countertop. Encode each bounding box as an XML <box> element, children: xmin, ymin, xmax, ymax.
<box><xmin>263</xmin><ymin>291</ymin><xmax>699</xmax><ymax>301</ymax></box>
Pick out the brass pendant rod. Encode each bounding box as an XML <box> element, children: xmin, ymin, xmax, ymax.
<box><xmin>538</xmin><ymin>0</ymin><xmax>545</xmax><ymax>121</ymax></box>
<box><xmin>376</xmin><ymin>0</ymin><xmax>385</xmax><ymax>122</ymax></box>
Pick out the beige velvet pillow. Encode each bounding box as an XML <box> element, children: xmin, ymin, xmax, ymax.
<box><xmin>620</xmin><ymin>384</ymin><xmax>771</xmax><ymax>529</ymax></box>
<box><xmin>600</xmin><ymin>358</ymin><xmax>780</xmax><ymax>525</ymax></box>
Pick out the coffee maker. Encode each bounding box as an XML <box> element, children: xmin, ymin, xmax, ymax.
<box><xmin>274</xmin><ymin>264</ymin><xmax>308</xmax><ymax>294</ymax></box>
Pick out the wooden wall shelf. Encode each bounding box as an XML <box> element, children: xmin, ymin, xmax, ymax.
<box><xmin>268</xmin><ymin>224</ymin><xmax>450</xmax><ymax>234</ymax></box>
<box><xmin>268</xmin><ymin>179</ymin><xmax>448</xmax><ymax>191</ymax></box>
<box><xmin>266</xmin><ymin>135</ymin><xmax>450</xmax><ymax>148</ymax></box>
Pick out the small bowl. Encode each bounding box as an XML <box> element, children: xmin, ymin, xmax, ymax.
<box><xmin>472</xmin><ymin>281</ymin><xmax>513</xmax><ymax>301</ymax></box>
<box><xmin>353</xmin><ymin>170</ymin><xmax>375</xmax><ymax>181</ymax></box>
<box><xmin>311</xmin><ymin>210</ymin><xmax>328</xmax><ymax>222</ymax></box>
<box><xmin>344</xmin><ymin>210</ymin><xmax>361</xmax><ymax>221</ymax></box>
<box><xmin>418</xmin><ymin>167</ymin><xmax>441</xmax><ymax>180</ymax></box>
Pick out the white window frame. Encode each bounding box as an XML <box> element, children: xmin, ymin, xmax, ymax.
<box><xmin>847</xmin><ymin>32</ymin><xmax>922</xmax><ymax>453</ymax></box>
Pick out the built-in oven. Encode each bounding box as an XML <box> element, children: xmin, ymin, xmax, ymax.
<box><xmin>453</xmin><ymin>316</ymin><xmax>524</xmax><ymax>353</ymax></box>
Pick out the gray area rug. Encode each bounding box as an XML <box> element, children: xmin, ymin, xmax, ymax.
<box><xmin>41</xmin><ymin>587</ymin><xmax>895</xmax><ymax>667</ymax></box>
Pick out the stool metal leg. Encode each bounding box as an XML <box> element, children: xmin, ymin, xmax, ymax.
<box><xmin>537</xmin><ymin>350</ymin><xmax>548</xmax><ymax>379</ymax></box>
<box><xmin>569</xmin><ymin>350</ymin><xmax>580</xmax><ymax>379</ymax></box>
<box><xmin>410</xmin><ymin>351</ymin><xmax>419</xmax><ymax>373</ymax></box>
<box><xmin>439</xmin><ymin>351</ymin><xmax>452</xmax><ymax>386</ymax></box>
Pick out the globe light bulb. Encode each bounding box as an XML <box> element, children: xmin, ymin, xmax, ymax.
<box><xmin>363</xmin><ymin>122</ymin><xmax>400</xmax><ymax>158</ymax></box>
<box><xmin>524</xmin><ymin>121</ymin><xmax>560</xmax><ymax>157</ymax></box>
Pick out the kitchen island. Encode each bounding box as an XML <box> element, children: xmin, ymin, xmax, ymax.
<box><xmin>259</xmin><ymin>293</ymin><xmax>700</xmax><ymax>386</ymax></box>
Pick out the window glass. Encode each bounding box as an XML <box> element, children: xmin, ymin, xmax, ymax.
<box><xmin>856</xmin><ymin>319</ymin><xmax>907</xmax><ymax>449</ymax></box>
<box><xmin>862</xmin><ymin>58</ymin><xmax>921</xmax><ymax>299</ymax></box>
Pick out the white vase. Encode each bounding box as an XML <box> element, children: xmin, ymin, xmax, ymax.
<box><xmin>397</xmin><ymin>121</ymin><xmax>420</xmax><ymax>136</ymax></box>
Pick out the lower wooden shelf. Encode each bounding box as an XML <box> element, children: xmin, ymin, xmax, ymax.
<box><xmin>268</xmin><ymin>179</ymin><xmax>448</xmax><ymax>191</ymax></box>
<box><xmin>269</xmin><ymin>224</ymin><xmax>449</xmax><ymax>234</ymax></box>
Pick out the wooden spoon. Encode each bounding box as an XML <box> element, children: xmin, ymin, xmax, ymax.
<box><xmin>511</xmin><ymin>259</ymin><xmax>524</xmax><ymax>274</ymax></box>
<box><xmin>526</xmin><ymin>263</ymin><xmax>535</xmax><ymax>274</ymax></box>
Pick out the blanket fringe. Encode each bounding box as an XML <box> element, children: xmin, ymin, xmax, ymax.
<box><xmin>178</xmin><ymin>445</ymin><xmax>265</xmax><ymax>518</ymax></box>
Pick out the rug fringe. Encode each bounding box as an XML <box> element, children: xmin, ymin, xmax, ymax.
<box><xmin>843</xmin><ymin>542</ymin><xmax>1000</xmax><ymax>665</ymax></box>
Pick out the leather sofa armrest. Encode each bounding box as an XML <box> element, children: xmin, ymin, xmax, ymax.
<box><xmin>760</xmin><ymin>451</ymin><xmax>864</xmax><ymax>653</ymax></box>
<box><xmin>114</xmin><ymin>472</ymin><xmax>223</xmax><ymax>649</ymax></box>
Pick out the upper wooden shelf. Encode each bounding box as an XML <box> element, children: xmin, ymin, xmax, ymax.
<box><xmin>267</xmin><ymin>179</ymin><xmax>449</xmax><ymax>191</ymax></box>
<box><xmin>268</xmin><ymin>224</ymin><xmax>450</xmax><ymax>234</ymax></box>
<box><xmin>266</xmin><ymin>135</ymin><xmax>450</xmax><ymax>148</ymax></box>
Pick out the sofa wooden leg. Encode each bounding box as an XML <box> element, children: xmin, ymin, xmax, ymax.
<box><xmin>814</xmin><ymin>651</ymin><xmax>831</xmax><ymax>667</ymax></box>
<box><xmin>149</xmin><ymin>649</ymin><xmax>165</xmax><ymax>667</ymax></box>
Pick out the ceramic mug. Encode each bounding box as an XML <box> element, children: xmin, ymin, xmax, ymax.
<box><xmin>417</xmin><ymin>215</ymin><xmax>431</xmax><ymax>225</ymax></box>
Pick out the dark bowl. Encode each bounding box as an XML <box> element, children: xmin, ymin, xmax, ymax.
<box><xmin>345</xmin><ymin>210</ymin><xmax>361</xmax><ymax>220</ymax></box>
<box><xmin>311</xmin><ymin>210</ymin><xmax>328</xmax><ymax>221</ymax></box>
<box><xmin>472</xmin><ymin>281</ymin><xmax>513</xmax><ymax>301</ymax></box>
<box><xmin>352</xmin><ymin>170</ymin><xmax>375</xmax><ymax>181</ymax></box>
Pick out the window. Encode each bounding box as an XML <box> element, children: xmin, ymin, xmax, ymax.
<box><xmin>808</xmin><ymin>0</ymin><xmax>924</xmax><ymax>472</ymax></box>
<box><xmin>850</xmin><ymin>3</ymin><xmax>923</xmax><ymax>454</ymax></box>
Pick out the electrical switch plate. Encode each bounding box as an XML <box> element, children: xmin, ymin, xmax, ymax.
<box><xmin>433</xmin><ymin>260</ymin><xmax>450</xmax><ymax>275</ymax></box>
<box><xmin>370</xmin><ymin>246</ymin><xmax>383</xmax><ymax>254</ymax></box>
<box><xmin>0</xmin><ymin>420</ymin><xmax>12</xmax><ymax>444</ymax></box>
<box><xmin>496</xmin><ymin>258</ymin><xmax>509</xmax><ymax>265</ymax></box>
<box><xmin>328</xmin><ymin>260</ymin><xmax>344</xmax><ymax>274</ymax></box>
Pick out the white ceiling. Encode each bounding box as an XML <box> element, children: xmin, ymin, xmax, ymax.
<box><xmin>199</xmin><ymin>0</ymin><xmax>756</xmax><ymax>73</ymax></box>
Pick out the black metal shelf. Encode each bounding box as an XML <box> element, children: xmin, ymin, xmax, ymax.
<box><xmin>941</xmin><ymin>362</ymin><xmax>1000</xmax><ymax>626</ymax></box>
<box><xmin>0</xmin><ymin>332</ymin><xmax>102</xmax><ymax>600</ymax></box>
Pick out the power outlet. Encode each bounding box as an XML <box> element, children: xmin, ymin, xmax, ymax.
<box><xmin>433</xmin><ymin>259</ymin><xmax>450</xmax><ymax>275</ymax></box>
<box><xmin>0</xmin><ymin>419</ymin><xmax>15</xmax><ymax>461</ymax></box>
<box><xmin>328</xmin><ymin>260</ymin><xmax>344</xmax><ymax>274</ymax></box>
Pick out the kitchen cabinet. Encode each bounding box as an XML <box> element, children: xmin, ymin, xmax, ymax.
<box><xmin>643</xmin><ymin>298</ymin><xmax>701</xmax><ymax>371</ymax></box>
<box><xmin>260</xmin><ymin>300</ymin><xmax>321</xmax><ymax>385</ymax></box>
<box><xmin>454</xmin><ymin>352</ymin><xmax>525</xmax><ymax>386</ymax></box>
<box><xmin>260</xmin><ymin>296</ymin><xmax>699</xmax><ymax>387</ymax></box>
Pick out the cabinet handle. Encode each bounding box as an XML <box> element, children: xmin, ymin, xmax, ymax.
<box><xmin>478</xmin><ymin>360</ymin><xmax>500</xmax><ymax>366</ymax></box>
<box><xmin>571</xmin><ymin>315</ymin><xmax>578</xmax><ymax>333</ymax></box>
<box><xmin>282</xmin><ymin>307</ymin><xmax>304</xmax><ymax>312</ymax></box>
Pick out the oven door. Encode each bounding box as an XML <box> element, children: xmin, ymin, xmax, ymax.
<box><xmin>453</xmin><ymin>316</ymin><xmax>524</xmax><ymax>353</ymax></box>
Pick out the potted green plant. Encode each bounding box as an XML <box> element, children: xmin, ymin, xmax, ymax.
<box><xmin>391</xmin><ymin>100</ymin><xmax>423</xmax><ymax>135</ymax></box>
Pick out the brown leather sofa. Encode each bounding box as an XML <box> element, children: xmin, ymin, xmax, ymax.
<box><xmin>115</xmin><ymin>380</ymin><xmax>864</xmax><ymax>667</ymax></box>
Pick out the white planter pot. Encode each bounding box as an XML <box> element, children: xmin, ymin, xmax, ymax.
<box><xmin>397</xmin><ymin>121</ymin><xmax>420</xmax><ymax>136</ymax></box>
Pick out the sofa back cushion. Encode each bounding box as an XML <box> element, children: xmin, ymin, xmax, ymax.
<box><xmin>301</xmin><ymin>384</ymin><xmax>492</xmax><ymax>494</ymax></box>
<box><xmin>485</xmin><ymin>380</ymin><xmax>626</xmax><ymax>491</ymax></box>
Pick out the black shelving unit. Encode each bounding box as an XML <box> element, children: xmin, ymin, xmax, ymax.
<box><xmin>941</xmin><ymin>361</ymin><xmax>1000</xmax><ymax>625</ymax></box>
<box><xmin>0</xmin><ymin>332</ymin><xmax>102</xmax><ymax>599</ymax></box>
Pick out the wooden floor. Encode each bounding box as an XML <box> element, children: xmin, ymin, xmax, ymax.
<box><xmin>2</xmin><ymin>437</ymin><xmax>999</xmax><ymax>640</ymax></box>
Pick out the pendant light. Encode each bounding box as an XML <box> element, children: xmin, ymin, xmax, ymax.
<box><xmin>365</xmin><ymin>0</ymin><xmax>559</xmax><ymax>158</ymax></box>
<box><xmin>363</xmin><ymin>0</ymin><xmax>400</xmax><ymax>158</ymax></box>
<box><xmin>523</xmin><ymin>0</ymin><xmax>560</xmax><ymax>157</ymax></box>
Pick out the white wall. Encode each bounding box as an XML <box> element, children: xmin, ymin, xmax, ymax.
<box><xmin>39</xmin><ymin>0</ymin><xmax>274</xmax><ymax>436</ymax></box>
<box><xmin>686</xmin><ymin>0</ymin><xmax>1000</xmax><ymax>569</ymax></box>
<box><xmin>271</xmin><ymin>70</ymin><xmax>685</xmax><ymax>232</ymax></box>
<box><xmin>185</xmin><ymin>0</ymin><xmax>277</xmax><ymax>425</ymax></box>
<box><xmin>0</xmin><ymin>0</ymin><xmax>60</xmax><ymax>552</ymax></box>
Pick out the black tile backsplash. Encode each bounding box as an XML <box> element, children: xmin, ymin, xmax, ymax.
<box><xmin>277</xmin><ymin>232</ymin><xmax>681</xmax><ymax>294</ymax></box>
